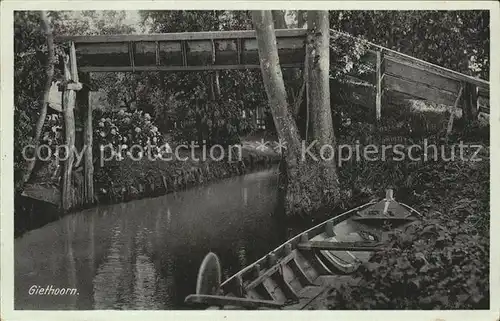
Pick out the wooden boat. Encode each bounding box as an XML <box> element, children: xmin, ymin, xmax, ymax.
<box><xmin>185</xmin><ymin>189</ymin><xmax>420</xmax><ymax>310</ymax></box>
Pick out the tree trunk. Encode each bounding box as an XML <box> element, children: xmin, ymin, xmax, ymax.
<box><xmin>272</xmin><ymin>10</ymin><xmax>287</xmax><ymax>29</ymax></box>
<box><xmin>21</xmin><ymin>10</ymin><xmax>55</xmax><ymax>186</ymax></box>
<box><xmin>252</xmin><ymin>10</ymin><xmax>337</xmax><ymax>217</ymax></box>
<box><xmin>306</xmin><ymin>11</ymin><xmax>340</xmax><ymax>204</ymax></box>
<box><xmin>252</xmin><ymin>11</ymin><xmax>301</xmax><ymax>156</ymax></box>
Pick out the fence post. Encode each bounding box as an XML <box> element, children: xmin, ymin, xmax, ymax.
<box><xmin>375</xmin><ymin>50</ymin><xmax>384</xmax><ymax>121</ymax></box>
<box><xmin>78</xmin><ymin>72</ymin><xmax>94</xmax><ymax>205</ymax></box>
<box><xmin>61</xmin><ymin>41</ymin><xmax>80</xmax><ymax>211</ymax></box>
<box><xmin>463</xmin><ymin>82</ymin><xmax>479</xmax><ymax>123</ymax></box>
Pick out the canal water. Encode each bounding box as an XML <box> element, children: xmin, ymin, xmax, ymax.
<box><xmin>15</xmin><ymin>168</ymin><xmax>288</xmax><ymax>310</ymax></box>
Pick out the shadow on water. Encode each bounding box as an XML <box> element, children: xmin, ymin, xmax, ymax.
<box><xmin>15</xmin><ymin>167</ymin><xmax>292</xmax><ymax>310</ymax></box>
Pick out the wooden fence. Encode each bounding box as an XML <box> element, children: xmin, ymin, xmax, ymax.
<box><xmin>328</xmin><ymin>29</ymin><xmax>490</xmax><ymax>119</ymax></box>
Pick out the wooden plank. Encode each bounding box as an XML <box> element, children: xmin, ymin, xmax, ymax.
<box><xmin>375</xmin><ymin>50</ymin><xmax>382</xmax><ymax>120</ymax></box>
<box><xmin>69</xmin><ymin>42</ymin><xmax>79</xmax><ymax>82</ymax></box>
<box><xmin>245</xmin><ymin>254</ymin><xmax>295</xmax><ymax>291</ymax></box>
<box><xmin>383</xmin><ymin>50</ymin><xmax>488</xmax><ymax>91</ymax></box>
<box><xmin>462</xmin><ymin>82</ymin><xmax>479</xmax><ymax>122</ymax></box>
<box><xmin>65</xmin><ymin>83</ymin><xmax>83</xmax><ymax>91</ymax></box>
<box><xmin>236</xmin><ymin>38</ymin><xmax>242</xmax><ymax>64</ymax></box>
<box><xmin>291</xmin><ymin>257</ymin><xmax>314</xmax><ymax>285</ymax></box>
<box><xmin>184</xmin><ymin>294</ymin><xmax>284</xmax><ymax>309</ymax></box>
<box><xmin>384</xmin><ymin>57</ymin><xmax>461</xmax><ymax>94</ymax></box>
<box><xmin>262</xmin><ymin>277</ymin><xmax>287</xmax><ymax>302</ymax></box>
<box><xmin>298</xmin><ymin>241</ymin><xmax>386</xmax><ymax>252</ymax></box>
<box><xmin>383</xmin><ymin>74</ymin><xmax>458</xmax><ymax>106</ymax></box>
<box><xmin>80</xmin><ymin>63</ymin><xmax>303</xmax><ymax>73</ymax></box>
<box><xmin>155</xmin><ymin>41</ymin><xmax>160</xmax><ymax>65</ymax></box>
<box><xmin>325</xmin><ymin>221</ymin><xmax>335</xmax><ymax>237</ymax></box>
<box><xmin>78</xmin><ymin>73</ymin><xmax>94</xmax><ymax>205</ymax></box>
<box><xmin>446</xmin><ymin>85</ymin><xmax>464</xmax><ymax>137</ymax></box>
<box><xmin>181</xmin><ymin>40</ymin><xmax>188</xmax><ymax>66</ymax></box>
<box><xmin>77</xmin><ymin>38</ymin><xmax>303</xmax><ymax>67</ymax></box>
<box><xmin>478</xmin><ymin>86</ymin><xmax>490</xmax><ymax>99</ymax></box>
<box><xmin>21</xmin><ymin>183</ymin><xmax>60</xmax><ymax>206</ymax></box>
<box><xmin>76</xmin><ymin>38</ymin><xmax>301</xmax><ymax>56</ymax></box>
<box><xmin>77</xmin><ymin>42</ymin><xmax>129</xmax><ymax>54</ymax></box>
<box><xmin>275</xmin><ymin>269</ymin><xmax>299</xmax><ymax>301</ymax></box>
<box><xmin>280</xmin><ymin>262</ymin><xmax>303</xmax><ymax>294</ymax></box>
<box><xmin>56</xmin><ymin>28</ymin><xmax>307</xmax><ymax>43</ymax></box>
<box><xmin>329</xmin><ymin>29</ymin><xmax>489</xmax><ymax>90</ymax></box>
<box><xmin>61</xmin><ymin>51</ymin><xmax>77</xmax><ymax>211</ymax></box>
<box><xmin>128</xmin><ymin>42</ymin><xmax>135</xmax><ymax>70</ymax></box>
<box><xmin>352</xmin><ymin>216</ymin><xmax>416</xmax><ymax>223</ymax></box>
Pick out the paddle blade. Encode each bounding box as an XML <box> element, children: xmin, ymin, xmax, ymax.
<box><xmin>196</xmin><ymin>252</ymin><xmax>222</xmax><ymax>295</ymax></box>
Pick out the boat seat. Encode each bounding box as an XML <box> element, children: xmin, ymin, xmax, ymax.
<box><xmin>313</xmin><ymin>275</ymin><xmax>356</xmax><ymax>288</ymax></box>
<box><xmin>309</xmin><ymin>232</ymin><xmax>372</xmax><ymax>273</ymax></box>
<box><xmin>357</xmin><ymin>199</ymin><xmax>412</xmax><ymax>218</ymax></box>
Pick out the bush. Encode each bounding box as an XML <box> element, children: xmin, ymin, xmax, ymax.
<box><xmin>171</xmin><ymin>99</ymin><xmax>256</xmax><ymax>146</ymax></box>
<box><xmin>331</xmin><ymin>126</ymin><xmax>490</xmax><ymax>309</ymax></box>
<box><xmin>93</xmin><ymin>109</ymin><xmax>167</xmax><ymax>161</ymax></box>
<box><xmin>327</xmin><ymin>217</ymin><xmax>489</xmax><ymax>309</ymax></box>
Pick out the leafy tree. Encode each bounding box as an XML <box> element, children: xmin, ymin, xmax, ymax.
<box><xmin>14</xmin><ymin>11</ymin><xmax>52</xmax><ymax>190</ymax></box>
<box><xmin>329</xmin><ymin>11</ymin><xmax>489</xmax><ymax>79</ymax></box>
<box><xmin>13</xmin><ymin>11</ymin><xmax>137</xmax><ymax>191</ymax></box>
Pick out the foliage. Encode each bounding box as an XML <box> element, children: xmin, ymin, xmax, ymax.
<box><xmin>40</xmin><ymin>114</ymin><xmax>64</xmax><ymax>149</ymax></box>
<box><xmin>327</xmin><ymin>215</ymin><xmax>488</xmax><ymax>309</ymax></box>
<box><xmin>321</xmin><ymin>97</ymin><xmax>490</xmax><ymax>309</ymax></box>
<box><xmin>14</xmin><ymin>11</ymin><xmax>50</xmax><ymax>189</ymax></box>
<box><xmin>329</xmin><ymin>10</ymin><xmax>489</xmax><ymax>79</ymax></box>
<box><xmin>93</xmin><ymin>109</ymin><xmax>166</xmax><ymax>161</ymax></box>
<box><xmin>172</xmin><ymin>99</ymin><xmax>253</xmax><ymax>146</ymax></box>
<box><xmin>329</xmin><ymin>31</ymin><xmax>370</xmax><ymax>81</ymax></box>
<box><xmin>136</xmin><ymin>11</ymin><xmax>267</xmax><ymax>144</ymax></box>
<box><xmin>13</xmin><ymin>10</ymin><xmax>137</xmax><ymax>191</ymax></box>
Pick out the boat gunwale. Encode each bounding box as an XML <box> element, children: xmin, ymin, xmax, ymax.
<box><xmin>220</xmin><ymin>200</ymin><xmax>380</xmax><ymax>289</ymax></box>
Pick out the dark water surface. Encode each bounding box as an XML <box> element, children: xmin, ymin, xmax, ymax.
<box><xmin>15</xmin><ymin>168</ymin><xmax>286</xmax><ymax>310</ymax></box>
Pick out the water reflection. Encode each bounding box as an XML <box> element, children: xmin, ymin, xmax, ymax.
<box><xmin>65</xmin><ymin>217</ymin><xmax>77</xmax><ymax>308</ymax></box>
<box><xmin>15</xmin><ymin>168</ymin><xmax>283</xmax><ymax>310</ymax></box>
<box><xmin>93</xmin><ymin>226</ymin><xmax>124</xmax><ymax>309</ymax></box>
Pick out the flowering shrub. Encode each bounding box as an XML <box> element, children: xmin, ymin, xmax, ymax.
<box><xmin>93</xmin><ymin>109</ymin><xmax>167</xmax><ymax>162</ymax></box>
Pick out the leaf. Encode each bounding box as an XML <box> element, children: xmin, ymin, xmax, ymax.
<box><xmin>419</xmin><ymin>264</ymin><xmax>430</xmax><ymax>273</ymax></box>
<box><xmin>410</xmin><ymin>279</ymin><xmax>420</xmax><ymax>289</ymax></box>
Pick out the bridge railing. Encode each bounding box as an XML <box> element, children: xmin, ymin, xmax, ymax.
<box><xmin>328</xmin><ymin>29</ymin><xmax>490</xmax><ymax>118</ymax></box>
<box><xmin>57</xmin><ymin>28</ymin><xmax>490</xmax><ymax>118</ymax></box>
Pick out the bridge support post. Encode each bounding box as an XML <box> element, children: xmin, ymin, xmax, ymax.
<box><xmin>78</xmin><ymin>72</ymin><xmax>94</xmax><ymax>205</ymax></box>
<box><xmin>61</xmin><ymin>41</ymin><xmax>80</xmax><ymax>211</ymax></box>
<box><xmin>463</xmin><ymin>82</ymin><xmax>479</xmax><ymax>123</ymax></box>
<box><xmin>375</xmin><ymin>50</ymin><xmax>384</xmax><ymax>121</ymax></box>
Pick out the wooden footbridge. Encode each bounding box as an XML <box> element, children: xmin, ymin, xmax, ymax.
<box><xmin>50</xmin><ymin>28</ymin><xmax>489</xmax><ymax>210</ymax></box>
